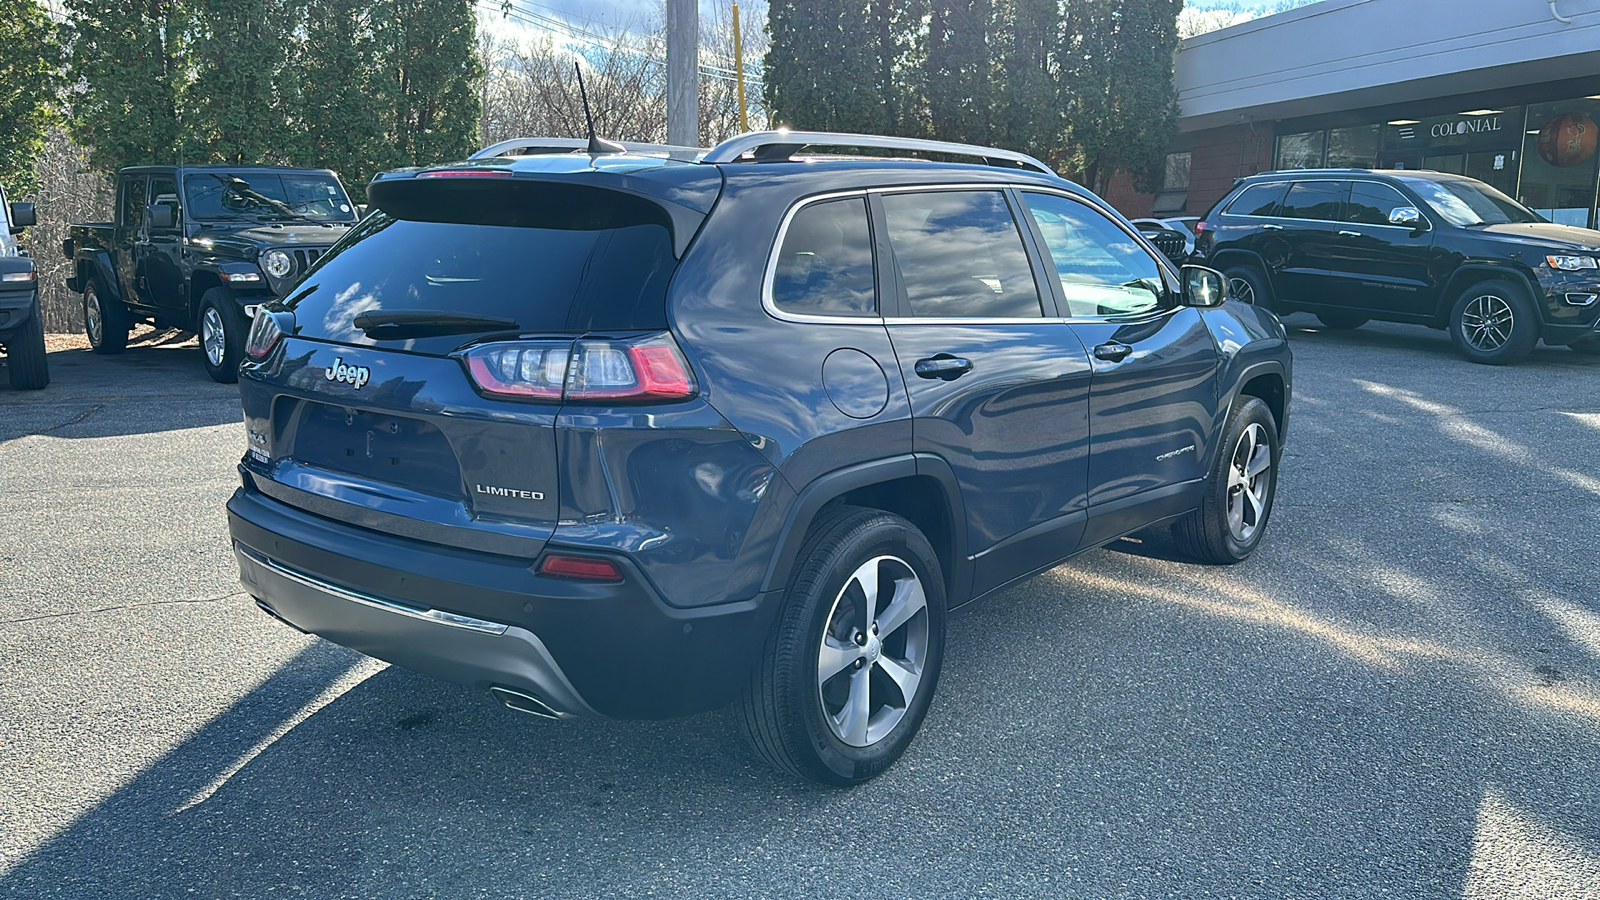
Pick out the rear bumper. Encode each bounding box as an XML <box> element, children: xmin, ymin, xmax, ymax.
<box><xmin>227</xmin><ymin>483</ymin><xmax>782</xmax><ymax>719</ymax></box>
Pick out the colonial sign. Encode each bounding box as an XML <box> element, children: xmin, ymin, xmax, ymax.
<box><xmin>1384</xmin><ymin>107</ymin><xmax>1523</xmax><ymax>151</ymax></box>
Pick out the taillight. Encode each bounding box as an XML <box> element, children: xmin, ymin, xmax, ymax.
<box><xmin>460</xmin><ymin>333</ymin><xmax>697</xmax><ymax>403</ymax></box>
<box><xmin>244</xmin><ymin>310</ymin><xmax>284</xmax><ymax>359</ymax></box>
<box><xmin>1195</xmin><ymin>220</ymin><xmax>1209</xmax><ymax>232</ymax></box>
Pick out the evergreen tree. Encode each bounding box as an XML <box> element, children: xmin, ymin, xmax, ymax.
<box><xmin>997</xmin><ymin>0</ymin><xmax>1062</xmax><ymax>166</ymax></box>
<box><xmin>378</xmin><ymin>0</ymin><xmax>482</xmax><ymax>170</ymax></box>
<box><xmin>925</xmin><ymin>0</ymin><xmax>995</xmax><ymax>146</ymax></box>
<box><xmin>1061</xmin><ymin>0</ymin><xmax>1180</xmax><ymax>192</ymax></box>
<box><xmin>189</xmin><ymin>0</ymin><xmax>299</xmax><ymax>165</ymax></box>
<box><xmin>0</xmin><ymin>1</ymin><xmax>61</xmax><ymax>196</ymax></box>
<box><xmin>65</xmin><ymin>0</ymin><xmax>194</xmax><ymax>172</ymax></box>
<box><xmin>296</xmin><ymin>0</ymin><xmax>389</xmax><ymax>188</ymax></box>
<box><xmin>763</xmin><ymin>0</ymin><xmax>888</xmax><ymax>133</ymax></box>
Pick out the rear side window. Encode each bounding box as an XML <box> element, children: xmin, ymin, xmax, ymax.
<box><xmin>120</xmin><ymin>178</ymin><xmax>147</xmax><ymax>233</ymax></box>
<box><xmin>771</xmin><ymin>197</ymin><xmax>876</xmax><ymax>316</ymax></box>
<box><xmin>285</xmin><ymin>213</ymin><xmax>676</xmax><ymax>354</ymax></box>
<box><xmin>1225</xmin><ymin>182</ymin><xmax>1288</xmax><ymax>217</ymax></box>
<box><xmin>1279</xmin><ymin>181</ymin><xmax>1345</xmax><ymax>221</ymax></box>
<box><xmin>1344</xmin><ymin>182</ymin><xmax>1413</xmax><ymax>226</ymax></box>
<box><xmin>882</xmin><ymin>190</ymin><xmax>1043</xmax><ymax>319</ymax></box>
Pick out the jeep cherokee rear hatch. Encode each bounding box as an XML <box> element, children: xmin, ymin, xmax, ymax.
<box><xmin>236</xmin><ymin>162</ymin><xmax>721</xmax><ymax>558</ymax></box>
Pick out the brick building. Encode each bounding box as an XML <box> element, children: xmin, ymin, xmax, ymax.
<box><xmin>1109</xmin><ymin>0</ymin><xmax>1600</xmax><ymax>228</ymax></box>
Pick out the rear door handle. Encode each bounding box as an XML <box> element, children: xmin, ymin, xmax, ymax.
<box><xmin>1093</xmin><ymin>342</ymin><xmax>1133</xmax><ymax>362</ymax></box>
<box><xmin>1261</xmin><ymin>224</ymin><xmax>1283</xmax><ymax>231</ymax></box>
<box><xmin>914</xmin><ymin>355</ymin><xmax>973</xmax><ymax>380</ymax></box>
<box><xmin>1338</xmin><ymin>230</ymin><xmax>1361</xmax><ymax>237</ymax></box>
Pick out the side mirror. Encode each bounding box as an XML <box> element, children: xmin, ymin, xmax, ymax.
<box><xmin>9</xmin><ymin>202</ymin><xmax>35</xmax><ymax>233</ymax></box>
<box><xmin>149</xmin><ymin>204</ymin><xmax>177</xmax><ymax>230</ymax></box>
<box><xmin>1388</xmin><ymin>206</ymin><xmax>1424</xmax><ymax>228</ymax></box>
<box><xmin>1181</xmin><ymin>265</ymin><xmax>1228</xmax><ymax>308</ymax></box>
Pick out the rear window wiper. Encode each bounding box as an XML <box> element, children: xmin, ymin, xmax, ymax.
<box><xmin>353</xmin><ymin>309</ymin><xmax>521</xmax><ymax>339</ymax></box>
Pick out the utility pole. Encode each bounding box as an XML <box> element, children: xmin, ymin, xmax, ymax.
<box><xmin>667</xmin><ymin>0</ymin><xmax>699</xmax><ymax>147</ymax></box>
<box><xmin>732</xmin><ymin>1</ymin><xmax>748</xmax><ymax>133</ymax></box>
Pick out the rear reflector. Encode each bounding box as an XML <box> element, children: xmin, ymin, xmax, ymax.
<box><xmin>538</xmin><ymin>554</ymin><xmax>624</xmax><ymax>582</ymax></box>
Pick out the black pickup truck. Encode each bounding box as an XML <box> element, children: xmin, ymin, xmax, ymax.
<box><xmin>63</xmin><ymin>165</ymin><xmax>359</xmax><ymax>382</ymax></box>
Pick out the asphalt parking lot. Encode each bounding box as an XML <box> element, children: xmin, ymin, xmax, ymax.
<box><xmin>2</xmin><ymin>318</ymin><xmax>1598</xmax><ymax>899</ymax></box>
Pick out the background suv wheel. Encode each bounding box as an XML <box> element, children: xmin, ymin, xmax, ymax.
<box><xmin>738</xmin><ymin>506</ymin><xmax>946</xmax><ymax>785</ymax></box>
<box><xmin>1449</xmin><ymin>279</ymin><xmax>1538</xmax><ymax>365</ymax></box>
<box><xmin>1223</xmin><ymin>266</ymin><xmax>1273</xmax><ymax>311</ymax></box>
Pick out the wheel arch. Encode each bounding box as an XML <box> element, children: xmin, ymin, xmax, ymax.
<box><xmin>1205</xmin><ymin>360</ymin><xmax>1289</xmax><ymax>475</ymax></box>
<box><xmin>761</xmin><ymin>455</ymin><xmax>970</xmax><ymax>607</ymax></box>
<box><xmin>1435</xmin><ymin>264</ymin><xmax>1542</xmax><ymax>330</ymax></box>
<box><xmin>74</xmin><ymin>252</ymin><xmax>120</xmax><ymax>304</ymax></box>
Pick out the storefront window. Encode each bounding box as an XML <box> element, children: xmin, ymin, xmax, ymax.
<box><xmin>1518</xmin><ymin>98</ymin><xmax>1600</xmax><ymax>228</ymax></box>
<box><xmin>1276</xmin><ymin>131</ymin><xmax>1324</xmax><ymax>170</ymax></box>
<box><xmin>1327</xmin><ymin>125</ymin><xmax>1380</xmax><ymax>168</ymax></box>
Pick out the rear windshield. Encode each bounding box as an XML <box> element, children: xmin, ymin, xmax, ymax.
<box><xmin>283</xmin><ymin>212</ymin><xmax>676</xmax><ymax>353</ymax></box>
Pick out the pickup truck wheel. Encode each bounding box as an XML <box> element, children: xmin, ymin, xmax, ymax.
<box><xmin>1173</xmin><ymin>397</ymin><xmax>1280</xmax><ymax>565</ymax></box>
<box><xmin>737</xmin><ymin>506</ymin><xmax>946</xmax><ymax>786</ymax></box>
<box><xmin>6</xmin><ymin>298</ymin><xmax>50</xmax><ymax>390</ymax></box>
<box><xmin>198</xmin><ymin>289</ymin><xmax>245</xmax><ymax>384</ymax></box>
<box><xmin>1449</xmin><ymin>279</ymin><xmax>1538</xmax><ymax>365</ymax></box>
<box><xmin>83</xmin><ymin>279</ymin><xmax>129</xmax><ymax>354</ymax></box>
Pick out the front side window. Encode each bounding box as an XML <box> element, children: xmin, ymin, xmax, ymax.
<box><xmin>1279</xmin><ymin>181</ymin><xmax>1345</xmax><ymax>221</ymax></box>
<box><xmin>771</xmin><ymin>196</ymin><xmax>876</xmax><ymax>316</ymax></box>
<box><xmin>150</xmin><ymin>177</ymin><xmax>180</xmax><ymax>230</ymax></box>
<box><xmin>1022</xmin><ymin>192</ymin><xmax>1165</xmax><ymax>318</ymax></box>
<box><xmin>1344</xmin><ymin>182</ymin><xmax>1413</xmax><ymax>226</ymax></box>
<box><xmin>881</xmin><ymin>190</ymin><xmax>1042</xmax><ymax>319</ymax></box>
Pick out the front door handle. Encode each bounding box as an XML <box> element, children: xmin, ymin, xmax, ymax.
<box><xmin>914</xmin><ymin>355</ymin><xmax>973</xmax><ymax>380</ymax></box>
<box><xmin>1093</xmin><ymin>342</ymin><xmax>1133</xmax><ymax>362</ymax></box>
<box><xmin>1261</xmin><ymin>223</ymin><xmax>1283</xmax><ymax>231</ymax></box>
<box><xmin>1337</xmin><ymin>229</ymin><xmax>1361</xmax><ymax>237</ymax></box>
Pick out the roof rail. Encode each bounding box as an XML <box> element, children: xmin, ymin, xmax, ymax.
<box><xmin>471</xmin><ymin>137</ymin><xmax>706</xmax><ymax>161</ymax></box>
<box><xmin>700</xmin><ymin>131</ymin><xmax>1055</xmax><ymax>175</ymax></box>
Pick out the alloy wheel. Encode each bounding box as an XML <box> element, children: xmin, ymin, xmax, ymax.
<box><xmin>1226</xmin><ymin>422</ymin><xmax>1272</xmax><ymax>544</ymax></box>
<box><xmin>1460</xmin><ymin>293</ymin><xmax>1514</xmax><ymax>351</ymax></box>
<box><xmin>817</xmin><ymin>555</ymin><xmax>930</xmax><ymax>748</ymax></box>
<box><xmin>202</xmin><ymin>306</ymin><xmax>227</xmax><ymax>367</ymax></box>
<box><xmin>1228</xmin><ymin>277</ymin><xmax>1256</xmax><ymax>305</ymax></box>
<box><xmin>85</xmin><ymin>288</ymin><xmax>103</xmax><ymax>346</ymax></box>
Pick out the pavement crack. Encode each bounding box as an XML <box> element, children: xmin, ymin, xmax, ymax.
<box><xmin>0</xmin><ymin>403</ymin><xmax>105</xmax><ymax>450</ymax></box>
<box><xmin>0</xmin><ymin>590</ymin><xmax>245</xmax><ymax>626</ymax></box>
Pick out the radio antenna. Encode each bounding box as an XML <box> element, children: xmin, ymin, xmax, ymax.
<box><xmin>574</xmin><ymin>62</ymin><xmax>625</xmax><ymax>156</ymax></box>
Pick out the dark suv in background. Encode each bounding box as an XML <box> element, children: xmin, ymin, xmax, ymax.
<box><xmin>228</xmin><ymin>132</ymin><xmax>1293</xmax><ymax>784</ymax></box>
<box><xmin>1198</xmin><ymin>169</ymin><xmax>1600</xmax><ymax>364</ymax></box>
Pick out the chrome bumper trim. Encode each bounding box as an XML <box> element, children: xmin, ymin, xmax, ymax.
<box><xmin>234</xmin><ymin>543</ymin><xmax>509</xmax><ymax>635</ymax></box>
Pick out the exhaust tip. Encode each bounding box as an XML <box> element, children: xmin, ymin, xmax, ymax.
<box><xmin>490</xmin><ymin>686</ymin><xmax>565</xmax><ymax>720</ymax></box>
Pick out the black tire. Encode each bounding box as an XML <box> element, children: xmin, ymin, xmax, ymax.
<box><xmin>1173</xmin><ymin>397</ymin><xmax>1280</xmax><ymax>565</ymax></box>
<box><xmin>197</xmin><ymin>288</ymin><xmax>245</xmax><ymax>384</ymax></box>
<box><xmin>1223</xmin><ymin>265</ymin><xmax>1274</xmax><ymax>311</ymax></box>
<box><xmin>737</xmin><ymin>506</ymin><xmax>947</xmax><ymax>786</ymax></box>
<box><xmin>1315</xmin><ymin>312</ymin><xmax>1368</xmax><ymax>330</ymax></box>
<box><xmin>83</xmin><ymin>277</ymin><xmax>129</xmax><ymax>354</ymax></box>
<box><xmin>1568</xmin><ymin>336</ymin><xmax>1600</xmax><ymax>356</ymax></box>
<box><xmin>1448</xmin><ymin>278</ymin><xmax>1538</xmax><ymax>365</ymax></box>
<box><xmin>5</xmin><ymin>299</ymin><xmax>50</xmax><ymax>390</ymax></box>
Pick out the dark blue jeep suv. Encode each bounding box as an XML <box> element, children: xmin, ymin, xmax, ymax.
<box><xmin>227</xmin><ymin>132</ymin><xmax>1293</xmax><ymax>784</ymax></box>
